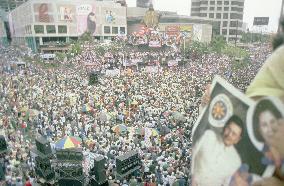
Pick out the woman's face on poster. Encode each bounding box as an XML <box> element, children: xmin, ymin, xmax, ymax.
<box><xmin>258</xmin><ymin>110</ymin><xmax>278</xmax><ymax>144</ymax></box>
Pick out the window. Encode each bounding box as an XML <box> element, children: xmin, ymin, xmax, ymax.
<box><xmin>191</xmin><ymin>8</ymin><xmax>200</xmax><ymax>12</ymax></box>
<box><xmin>209</xmin><ymin>13</ymin><xmax>214</xmax><ymax>18</ymax></box>
<box><xmin>231</xmin><ymin>1</ymin><xmax>244</xmax><ymax>6</ymax></box>
<box><xmin>224</xmin><ymin>1</ymin><xmax>229</xmax><ymax>5</ymax></box>
<box><xmin>192</xmin><ymin>2</ymin><xmax>200</xmax><ymax>6</ymax></box>
<box><xmin>120</xmin><ymin>27</ymin><xmax>125</xmax><ymax>34</ymax></box>
<box><xmin>104</xmin><ymin>26</ymin><xmax>111</xmax><ymax>34</ymax></box>
<box><xmin>231</xmin><ymin>7</ymin><xmax>243</xmax><ymax>12</ymax></box>
<box><xmin>217</xmin><ymin>7</ymin><xmax>222</xmax><ymax>11</ymax></box>
<box><xmin>229</xmin><ymin>29</ymin><xmax>237</xmax><ymax>35</ymax></box>
<box><xmin>112</xmin><ymin>27</ymin><xmax>118</xmax><ymax>34</ymax></box>
<box><xmin>210</xmin><ymin>1</ymin><xmax>215</xmax><ymax>5</ymax></box>
<box><xmin>230</xmin><ymin>21</ymin><xmax>238</xmax><ymax>27</ymax></box>
<box><xmin>216</xmin><ymin>13</ymin><xmax>221</xmax><ymax>18</ymax></box>
<box><xmin>200</xmin><ymin>1</ymin><xmax>208</xmax><ymax>5</ymax></box>
<box><xmin>230</xmin><ymin>13</ymin><xmax>243</xmax><ymax>19</ymax></box>
<box><xmin>46</xmin><ymin>25</ymin><xmax>56</xmax><ymax>34</ymax></box>
<box><xmin>34</xmin><ymin>25</ymin><xmax>44</xmax><ymax>34</ymax></box>
<box><xmin>217</xmin><ymin>1</ymin><xmax>222</xmax><ymax>5</ymax></box>
<box><xmin>224</xmin><ymin>7</ymin><xmax>229</xmax><ymax>11</ymax></box>
<box><xmin>200</xmin><ymin>7</ymin><xmax>208</xmax><ymax>10</ymax></box>
<box><xmin>223</xmin><ymin>13</ymin><xmax>228</xmax><ymax>19</ymax></box>
<box><xmin>199</xmin><ymin>13</ymin><xmax>208</xmax><ymax>17</ymax></box>
<box><xmin>223</xmin><ymin>21</ymin><xmax>228</xmax><ymax>27</ymax></box>
<box><xmin>58</xmin><ymin>25</ymin><xmax>67</xmax><ymax>33</ymax></box>
<box><xmin>222</xmin><ymin>29</ymin><xmax>227</xmax><ymax>35</ymax></box>
<box><xmin>210</xmin><ymin>7</ymin><xmax>215</xmax><ymax>11</ymax></box>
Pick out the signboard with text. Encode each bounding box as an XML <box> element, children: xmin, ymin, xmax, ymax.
<box><xmin>253</xmin><ymin>17</ymin><xmax>269</xmax><ymax>26</ymax></box>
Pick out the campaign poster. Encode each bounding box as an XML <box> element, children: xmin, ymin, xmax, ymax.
<box><xmin>192</xmin><ymin>76</ymin><xmax>274</xmax><ymax>186</ymax></box>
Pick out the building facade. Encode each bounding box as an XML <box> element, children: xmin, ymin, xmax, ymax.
<box><xmin>127</xmin><ymin>14</ymin><xmax>213</xmax><ymax>43</ymax></box>
<box><xmin>9</xmin><ymin>0</ymin><xmax>127</xmax><ymax>52</ymax></box>
<box><xmin>136</xmin><ymin>0</ymin><xmax>152</xmax><ymax>8</ymax></box>
<box><xmin>191</xmin><ymin>0</ymin><xmax>245</xmax><ymax>42</ymax></box>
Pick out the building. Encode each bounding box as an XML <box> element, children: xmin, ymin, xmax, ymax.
<box><xmin>136</xmin><ymin>0</ymin><xmax>152</xmax><ymax>8</ymax></box>
<box><xmin>191</xmin><ymin>0</ymin><xmax>245</xmax><ymax>42</ymax></box>
<box><xmin>8</xmin><ymin>0</ymin><xmax>127</xmax><ymax>52</ymax></box>
<box><xmin>127</xmin><ymin>8</ymin><xmax>213</xmax><ymax>43</ymax></box>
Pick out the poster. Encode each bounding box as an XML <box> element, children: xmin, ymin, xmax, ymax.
<box><xmin>58</xmin><ymin>5</ymin><xmax>75</xmax><ymax>22</ymax></box>
<box><xmin>105</xmin><ymin>10</ymin><xmax>116</xmax><ymax>24</ymax></box>
<box><xmin>77</xmin><ymin>4</ymin><xmax>96</xmax><ymax>36</ymax></box>
<box><xmin>192</xmin><ymin>76</ymin><xmax>276</xmax><ymax>186</ymax></box>
<box><xmin>34</xmin><ymin>3</ymin><xmax>53</xmax><ymax>23</ymax></box>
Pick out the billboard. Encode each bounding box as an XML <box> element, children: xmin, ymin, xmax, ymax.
<box><xmin>34</xmin><ymin>3</ymin><xmax>54</xmax><ymax>23</ymax></box>
<box><xmin>76</xmin><ymin>4</ymin><xmax>97</xmax><ymax>35</ymax></box>
<box><xmin>253</xmin><ymin>17</ymin><xmax>269</xmax><ymax>26</ymax></box>
<box><xmin>57</xmin><ymin>5</ymin><xmax>76</xmax><ymax>22</ymax></box>
<box><xmin>166</xmin><ymin>25</ymin><xmax>180</xmax><ymax>36</ymax></box>
<box><xmin>137</xmin><ymin>0</ymin><xmax>152</xmax><ymax>8</ymax></box>
<box><xmin>105</xmin><ymin>10</ymin><xmax>116</xmax><ymax>24</ymax></box>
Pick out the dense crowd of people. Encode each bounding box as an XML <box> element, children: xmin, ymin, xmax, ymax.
<box><xmin>0</xmin><ymin>41</ymin><xmax>271</xmax><ymax>186</ymax></box>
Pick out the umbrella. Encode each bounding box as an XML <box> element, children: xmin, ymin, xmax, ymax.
<box><xmin>151</xmin><ymin>129</ymin><xmax>159</xmax><ymax>137</ymax></box>
<box><xmin>111</xmin><ymin>124</ymin><xmax>128</xmax><ymax>134</ymax></box>
<box><xmin>135</xmin><ymin>128</ymin><xmax>145</xmax><ymax>136</ymax></box>
<box><xmin>82</xmin><ymin>104</ymin><xmax>91</xmax><ymax>112</ymax></box>
<box><xmin>55</xmin><ymin>136</ymin><xmax>82</xmax><ymax>149</ymax></box>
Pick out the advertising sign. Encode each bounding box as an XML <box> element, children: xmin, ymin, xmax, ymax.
<box><xmin>77</xmin><ymin>4</ymin><xmax>96</xmax><ymax>35</ymax></box>
<box><xmin>253</xmin><ymin>17</ymin><xmax>269</xmax><ymax>26</ymax></box>
<box><xmin>34</xmin><ymin>3</ymin><xmax>53</xmax><ymax>23</ymax></box>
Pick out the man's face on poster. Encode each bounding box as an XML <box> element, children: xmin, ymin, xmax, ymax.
<box><xmin>223</xmin><ymin>122</ymin><xmax>242</xmax><ymax>146</ymax></box>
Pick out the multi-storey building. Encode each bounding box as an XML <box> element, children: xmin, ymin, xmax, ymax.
<box><xmin>8</xmin><ymin>0</ymin><xmax>127</xmax><ymax>52</ymax></box>
<box><xmin>191</xmin><ymin>0</ymin><xmax>245</xmax><ymax>42</ymax></box>
<box><xmin>136</xmin><ymin>0</ymin><xmax>152</xmax><ymax>8</ymax></box>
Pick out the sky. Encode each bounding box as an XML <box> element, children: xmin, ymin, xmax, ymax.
<box><xmin>125</xmin><ymin>0</ymin><xmax>283</xmax><ymax>33</ymax></box>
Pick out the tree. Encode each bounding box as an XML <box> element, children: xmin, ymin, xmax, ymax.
<box><xmin>210</xmin><ymin>36</ymin><xmax>226</xmax><ymax>53</ymax></box>
<box><xmin>79</xmin><ymin>31</ymin><xmax>93</xmax><ymax>43</ymax></box>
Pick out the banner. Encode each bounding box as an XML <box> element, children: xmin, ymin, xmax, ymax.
<box><xmin>145</xmin><ymin>66</ymin><xmax>161</xmax><ymax>73</ymax></box>
<box><xmin>105</xmin><ymin>69</ymin><xmax>120</xmax><ymax>77</ymax></box>
<box><xmin>168</xmin><ymin>60</ymin><xmax>178</xmax><ymax>67</ymax></box>
<box><xmin>149</xmin><ymin>40</ymin><xmax>162</xmax><ymax>48</ymax></box>
<box><xmin>123</xmin><ymin>60</ymin><xmax>138</xmax><ymax>67</ymax></box>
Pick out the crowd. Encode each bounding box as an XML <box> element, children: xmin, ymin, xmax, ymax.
<box><xmin>0</xmin><ymin>42</ymin><xmax>271</xmax><ymax>186</ymax></box>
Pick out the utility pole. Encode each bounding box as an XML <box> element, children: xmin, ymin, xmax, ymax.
<box><xmin>278</xmin><ymin>0</ymin><xmax>284</xmax><ymax>33</ymax></box>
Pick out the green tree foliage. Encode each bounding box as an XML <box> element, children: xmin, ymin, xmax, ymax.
<box><xmin>79</xmin><ymin>31</ymin><xmax>93</xmax><ymax>43</ymax></box>
<box><xmin>210</xmin><ymin>36</ymin><xmax>226</xmax><ymax>53</ymax></box>
<box><xmin>241</xmin><ymin>32</ymin><xmax>271</xmax><ymax>43</ymax></box>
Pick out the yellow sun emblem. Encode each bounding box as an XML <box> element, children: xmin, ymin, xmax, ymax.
<box><xmin>212</xmin><ymin>101</ymin><xmax>226</xmax><ymax>120</ymax></box>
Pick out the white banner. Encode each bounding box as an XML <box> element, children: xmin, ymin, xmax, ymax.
<box><xmin>145</xmin><ymin>66</ymin><xmax>161</xmax><ymax>73</ymax></box>
<box><xmin>168</xmin><ymin>60</ymin><xmax>178</xmax><ymax>67</ymax></box>
<box><xmin>40</xmin><ymin>54</ymin><xmax>55</xmax><ymax>59</ymax></box>
<box><xmin>105</xmin><ymin>69</ymin><xmax>120</xmax><ymax>77</ymax></box>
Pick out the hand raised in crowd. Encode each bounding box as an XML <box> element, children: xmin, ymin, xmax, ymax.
<box><xmin>253</xmin><ymin>177</ymin><xmax>284</xmax><ymax>186</ymax></box>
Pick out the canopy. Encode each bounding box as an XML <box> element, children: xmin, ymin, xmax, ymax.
<box><xmin>55</xmin><ymin>136</ymin><xmax>82</xmax><ymax>149</ymax></box>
